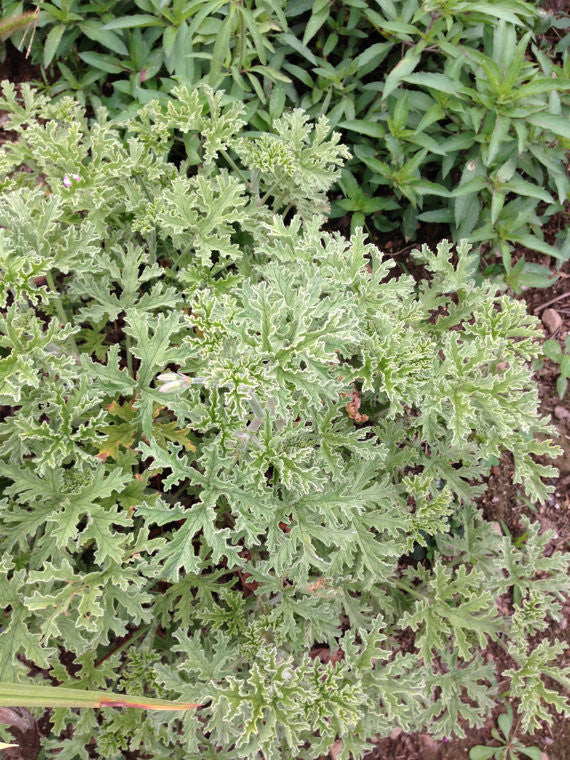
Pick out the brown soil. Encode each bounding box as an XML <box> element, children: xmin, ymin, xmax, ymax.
<box><xmin>0</xmin><ymin>41</ymin><xmax>39</xmax><ymax>87</ymax></box>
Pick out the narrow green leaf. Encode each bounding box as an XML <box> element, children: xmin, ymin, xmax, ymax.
<box><xmin>79</xmin><ymin>21</ymin><xmax>129</xmax><ymax>56</ymax></box>
<box><xmin>466</xmin><ymin>3</ymin><xmax>526</xmax><ymax>25</ymax></box>
<box><xmin>356</xmin><ymin>42</ymin><xmax>393</xmax><ymax>69</ymax></box>
<box><xmin>509</xmin><ymin>234</ymin><xmax>566</xmax><ymax>260</ymax></box>
<box><xmin>418</xmin><ymin>209</ymin><xmax>454</xmax><ymax>223</ymax></box>
<box><xmin>383</xmin><ymin>49</ymin><xmax>421</xmax><ymax>101</ymax></box>
<box><xmin>78</xmin><ymin>52</ymin><xmax>124</xmax><ymax>74</ymax></box>
<box><xmin>43</xmin><ymin>24</ymin><xmax>66</xmax><ymax>67</ymax></box>
<box><xmin>468</xmin><ymin>747</ymin><xmax>498</xmax><ymax>760</ymax></box>
<box><xmin>278</xmin><ymin>33</ymin><xmax>317</xmax><ymax>65</ymax></box>
<box><xmin>512</xmin><ymin>262</ymin><xmax>557</xmax><ymax>288</ymax></box>
<box><xmin>0</xmin><ymin>682</ymin><xmax>200</xmax><ymax>710</ymax></box>
<box><xmin>526</xmin><ymin>113</ymin><xmax>570</xmax><ymax>140</ymax></box>
<box><xmin>503</xmin><ymin>178</ymin><xmax>553</xmax><ymax>203</ymax></box>
<box><xmin>491</xmin><ymin>191</ymin><xmax>505</xmax><ymax>225</ymax></box>
<box><xmin>250</xmin><ymin>66</ymin><xmax>292</xmax><ymax>84</ymax></box>
<box><xmin>282</xmin><ymin>62</ymin><xmax>313</xmax><ymax>87</ymax></box>
<box><xmin>409</xmin><ymin>179</ymin><xmax>449</xmax><ymax>197</ymax></box>
<box><xmin>303</xmin><ymin>0</ymin><xmax>329</xmax><ymax>45</ymax></box>
<box><xmin>207</xmin><ymin>13</ymin><xmax>231</xmax><ymax>85</ymax></box>
<box><xmin>487</xmin><ymin>115</ymin><xmax>511</xmax><ymax>166</ymax></box>
<box><xmin>450</xmin><ymin>177</ymin><xmax>487</xmax><ymax>196</ymax></box>
<box><xmin>339</xmin><ymin>120</ymin><xmax>384</xmax><ymax>138</ymax></box>
<box><xmin>403</xmin><ymin>72</ymin><xmax>463</xmax><ymax>95</ymax></box>
<box><xmin>515</xmin><ymin>78</ymin><xmax>570</xmax><ymax>99</ymax></box>
<box><xmin>101</xmin><ymin>14</ymin><xmax>160</xmax><ymax>30</ymax></box>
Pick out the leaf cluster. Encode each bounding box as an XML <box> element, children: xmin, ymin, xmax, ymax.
<box><xmin>469</xmin><ymin>703</ymin><xmax>541</xmax><ymax>760</ymax></box>
<box><xmin>541</xmin><ymin>334</ymin><xmax>570</xmax><ymax>399</ymax></box>
<box><xmin>0</xmin><ymin>84</ymin><xmax>568</xmax><ymax>760</ymax></box>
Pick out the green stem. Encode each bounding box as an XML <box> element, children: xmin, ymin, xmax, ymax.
<box><xmin>170</xmin><ymin>480</ymin><xmax>190</xmax><ymax>500</ymax></box>
<box><xmin>46</xmin><ymin>270</ymin><xmax>80</xmax><ymax>358</ymax></box>
<box><xmin>236</xmin><ymin>7</ymin><xmax>246</xmax><ymax>71</ymax></box>
<box><xmin>94</xmin><ymin>623</ymin><xmax>153</xmax><ymax>671</ymax></box>
<box><xmin>170</xmin><ymin>245</ymin><xmax>191</xmax><ymax>274</ymax></box>
<box><xmin>136</xmin><ymin>175</ymin><xmax>153</xmax><ymax>204</ymax></box>
<box><xmin>126</xmin><ymin>332</ymin><xmax>134</xmax><ymax>379</ymax></box>
<box><xmin>392</xmin><ymin>579</ymin><xmax>425</xmax><ymax>601</ymax></box>
<box><xmin>148</xmin><ymin>229</ymin><xmax>157</xmax><ymax>265</ymax></box>
<box><xmin>221</xmin><ymin>149</ymin><xmax>249</xmax><ymax>187</ymax></box>
<box><xmin>260</xmin><ymin>177</ymin><xmax>284</xmax><ymax>206</ymax></box>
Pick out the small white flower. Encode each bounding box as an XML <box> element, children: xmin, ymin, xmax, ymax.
<box><xmin>157</xmin><ymin>372</ymin><xmax>192</xmax><ymax>393</ymax></box>
<box><xmin>62</xmin><ymin>175</ymin><xmax>72</xmax><ymax>188</ymax></box>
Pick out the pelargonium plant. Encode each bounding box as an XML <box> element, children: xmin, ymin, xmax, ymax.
<box><xmin>0</xmin><ymin>82</ymin><xmax>567</xmax><ymax>759</ymax></box>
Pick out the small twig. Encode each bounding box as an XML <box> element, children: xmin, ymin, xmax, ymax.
<box><xmin>0</xmin><ymin>707</ymin><xmax>36</xmax><ymax>733</ymax></box>
<box><xmin>401</xmin><ymin>39</ymin><xmax>439</xmax><ymax>53</ymax></box>
<box><xmin>533</xmin><ymin>290</ymin><xmax>570</xmax><ymax>314</ymax></box>
<box><xmin>388</xmin><ymin>243</ymin><xmax>416</xmax><ymax>257</ymax></box>
<box><xmin>14</xmin><ymin>4</ymin><xmax>41</xmax><ymax>58</ymax></box>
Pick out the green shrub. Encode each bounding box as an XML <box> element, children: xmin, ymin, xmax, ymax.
<box><xmin>0</xmin><ymin>82</ymin><xmax>568</xmax><ymax>759</ymax></box>
<box><xmin>2</xmin><ymin>0</ymin><xmax>569</xmax><ymax>274</ymax></box>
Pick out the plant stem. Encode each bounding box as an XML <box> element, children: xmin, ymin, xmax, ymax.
<box><xmin>46</xmin><ymin>270</ymin><xmax>80</xmax><ymax>358</ymax></box>
<box><xmin>94</xmin><ymin>623</ymin><xmax>152</xmax><ymax>670</ymax></box>
<box><xmin>148</xmin><ymin>229</ymin><xmax>157</xmax><ymax>265</ymax></box>
<box><xmin>136</xmin><ymin>175</ymin><xmax>153</xmax><ymax>203</ymax></box>
<box><xmin>126</xmin><ymin>332</ymin><xmax>134</xmax><ymax>379</ymax></box>
<box><xmin>260</xmin><ymin>177</ymin><xmax>284</xmax><ymax>206</ymax></box>
<box><xmin>236</xmin><ymin>6</ymin><xmax>246</xmax><ymax>71</ymax></box>
<box><xmin>221</xmin><ymin>149</ymin><xmax>249</xmax><ymax>187</ymax></box>
<box><xmin>170</xmin><ymin>245</ymin><xmax>191</xmax><ymax>274</ymax></box>
<box><xmin>392</xmin><ymin>579</ymin><xmax>425</xmax><ymax>601</ymax></box>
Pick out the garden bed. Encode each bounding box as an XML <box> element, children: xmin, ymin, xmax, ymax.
<box><xmin>0</xmin><ymin>10</ymin><xmax>569</xmax><ymax>758</ymax></box>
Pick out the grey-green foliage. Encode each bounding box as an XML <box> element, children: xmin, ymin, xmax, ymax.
<box><xmin>0</xmin><ymin>83</ymin><xmax>568</xmax><ymax>760</ymax></box>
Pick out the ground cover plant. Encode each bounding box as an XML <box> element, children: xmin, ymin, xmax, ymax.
<box><xmin>469</xmin><ymin>704</ymin><xmax>542</xmax><ymax>760</ymax></box>
<box><xmin>1</xmin><ymin>0</ymin><xmax>569</xmax><ymax>278</ymax></box>
<box><xmin>0</xmin><ymin>82</ymin><xmax>569</xmax><ymax>759</ymax></box>
<box><xmin>541</xmin><ymin>333</ymin><xmax>570</xmax><ymax>399</ymax></box>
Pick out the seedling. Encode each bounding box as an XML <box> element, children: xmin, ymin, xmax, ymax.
<box><xmin>469</xmin><ymin>705</ymin><xmax>542</xmax><ymax>760</ymax></box>
<box><xmin>542</xmin><ymin>336</ymin><xmax>570</xmax><ymax>398</ymax></box>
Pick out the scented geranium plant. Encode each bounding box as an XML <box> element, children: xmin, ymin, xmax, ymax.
<box><xmin>0</xmin><ymin>82</ymin><xmax>568</xmax><ymax>760</ymax></box>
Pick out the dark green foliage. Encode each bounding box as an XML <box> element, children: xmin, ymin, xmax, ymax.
<box><xmin>541</xmin><ymin>335</ymin><xmax>570</xmax><ymax>398</ymax></box>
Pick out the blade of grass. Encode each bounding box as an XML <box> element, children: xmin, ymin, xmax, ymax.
<box><xmin>0</xmin><ymin>682</ymin><xmax>201</xmax><ymax>711</ymax></box>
